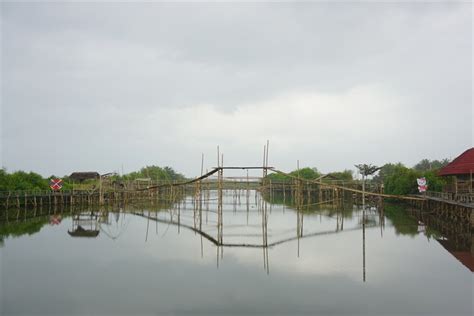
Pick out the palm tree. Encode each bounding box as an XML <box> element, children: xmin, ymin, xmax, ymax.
<box><xmin>355</xmin><ymin>164</ymin><xmax>381</xmax><ymax>206</ymax></box>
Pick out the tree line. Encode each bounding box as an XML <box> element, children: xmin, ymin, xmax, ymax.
<box><xmin>0</xmin><ymin>165</ymin><xmax>185</xmax><ymax>191</ymax></box>
<box><xmin>266</xmin><ymin>158</ymin><xmax>450</xmax><ymax>195</ymax></box>
<box><xmin>0</xmin><ymin>158</ymin><xmax>450</xmax><ymax>194</ymax></box>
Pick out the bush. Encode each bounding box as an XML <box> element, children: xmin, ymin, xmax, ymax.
<box><xmin>384</xmin><ymin>165</ymin><xmax>446</xmax><ymax>195</ymax></box>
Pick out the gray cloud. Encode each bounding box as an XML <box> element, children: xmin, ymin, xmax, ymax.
<box><xmin>1</xmin><ymin>1</ymin><xmax>472</xmax><ymax>177</ymax></box>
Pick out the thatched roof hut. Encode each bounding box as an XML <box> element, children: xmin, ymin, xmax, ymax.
<box><xmin>69</xmin><ymin>172</ymin><xmax>100</xmax><ymax>182</ymax></box>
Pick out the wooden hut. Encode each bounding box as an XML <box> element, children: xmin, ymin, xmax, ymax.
<box><xmin>438</xmin><ymin>148</ymin><xmax>474</xmax><ymax>194</ymax></box>
<box><xmin>69</xmin><ymin>172</ymin><xmax>100</xmax><ymax>182</ymax></box>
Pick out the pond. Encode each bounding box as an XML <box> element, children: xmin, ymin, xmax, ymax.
<box><xmin>0</xmin><ymin>190</ymin><xmax>472</xmax><ymax>316</ymax></box>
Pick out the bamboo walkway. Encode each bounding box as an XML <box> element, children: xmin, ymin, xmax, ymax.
<box><xmin>139</xmin><ymin>166</ymin><xmax>425</xmax><ymax>202</ymax></box>
<box><xmin>421</xmin><ymin>195</ymin><xmax>474</xmax><ymax>209</ymax></box>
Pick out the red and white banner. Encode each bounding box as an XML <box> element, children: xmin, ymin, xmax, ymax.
<box><xmin>50</xmin><ymin>178</ymin><xmax>63</xmax><ymax>191</ymax></box>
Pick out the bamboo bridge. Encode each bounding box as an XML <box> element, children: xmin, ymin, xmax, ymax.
<box><xmin>0</xmin><ymin>163</ymin><xmax>472</xmax><ymax>232</ymax></box>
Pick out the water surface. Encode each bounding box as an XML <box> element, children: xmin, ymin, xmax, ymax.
<box><xmin>1</xmin><ymin>190</ymin><xmax>472</xmax><ymax>316</ymax></box>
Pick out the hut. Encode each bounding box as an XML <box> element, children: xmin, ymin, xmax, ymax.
<box><xmin>438</xmin><ymin>148</ymin><xmax>474</xmax><ymax>194</ymax></box>
<box><xmin>69</xmin><ymin>172</ymin><xmax>100</xmax><ymax>182</ymax></box>
<box><xmin>68</xmin><ymin>212</ymin><xmax>100</xmax><ymax>238</ymax></box>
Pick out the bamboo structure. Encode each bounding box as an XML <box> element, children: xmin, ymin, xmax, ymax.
<box><xmin>1</xmin><ymin>143</ymin><xmax>472</xmax><ymax>238</ymax></box>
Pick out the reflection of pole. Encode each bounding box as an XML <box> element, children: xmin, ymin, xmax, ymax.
<box><xmin>246</xmin><ymin>170</ymin><xmax>250</xmax><ymax>225</ymax></box>
<box><xmin>362</xmin><ymin>174</ymin><xmax>366</xmax><ymax>283</ymax></box>
<box><xmin>262</xmin><ymin>198</ymin><xmax>266</xmax><ymax>271</ymax></box>
<box><xmin>363</xmin><ymin>208</ymin><xmax>366</xmax><ymax>283</ymax></box>
<box><xmin>145</xmin><ymin>210</ymin><xmax>150</xmax><ymax>242</ymax></box>
<box><xmin>217</xmin><ymin>244</ymin><xmax>220</xmax><ymax>268</ymax></box>
<box><xmin>260</xmin><ymin>194</ymin><xmax>270</xmax><ymax>274</ymax></box>
<box><xmin>201</xmin><ymin>235</ymin><xmax>204</xmax><ymax>259</ymax></box>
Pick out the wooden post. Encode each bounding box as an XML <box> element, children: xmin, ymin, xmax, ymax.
<box><xmin>362</xmin><ymin>174</ymin><xmax>366</xmax><ymax>208</ymax></box>
<box><xmin>99</xmin><ymin>175</ymin><xmax>104</xmax><ymax>205</ymax></box>
<box><xmin>262</xmin><ymin>144</ymin><xmax>267</xmax><ymax>194</ymax></box>
<box><xmin>470</xmin><ymin>170</ymin><xmax>472</xmax><ymax>194</ymax></box>
<box><xmin>454</xmin><ymin>176</ymin><xmax>458</xmax><ymax>198</ymax></box>
<box><xmin>217</xmin><ymin>146</ymin><xmax>223</xmax><ymax>246</ymax></box>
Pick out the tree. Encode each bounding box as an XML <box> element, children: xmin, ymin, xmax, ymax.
<box><xmin>383</xmin><ymin>165</ymin><xmax>447</xmax><ymax>195</ymax></box>
<box><xmin>266</xmin><ymin>167</ymin><xmax>321</xmax><ymax>181</ymax></box>
<box><xmin>291</xmin><ymin>167</ymin><xmax>321</xmax><ymax>180</ymax></box>
<box><xmin>0</xmin><ymin>170</ymin><xmax>49</xmax><ymax>191</ymax></box>
<box><xmin>121</xmin><ymin>165</ymin><xmax>185</xmax><ymax>181</ymax></box>
<box><xmin>384</xmin><ymin>165</ymin><xmax>420</xmax><ymax>195</ymax></box>
<box><xmin>413</xmin><ymin>158</ymin><xmax>450</xmax><ymax>172</ymax></box>
<box><xmin>328</xmin><ymin>169</ymin><xmax>353</xmax><ymax>181</ymax></box>
<box><xmin>355</xmin><ymin>164</ymin><xmax>381</xmax><ymax>177</ymax></box>
<box><xmin>373</xmin><ymin>162</ymin><xmax>405</xmax><ymax>183</ymax></box>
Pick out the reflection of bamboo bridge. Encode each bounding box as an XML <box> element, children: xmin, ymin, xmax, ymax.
<box><xmin>132</xmin><ymin>211</ymin><xmax>378</xmax><ymax>248</ymax></box>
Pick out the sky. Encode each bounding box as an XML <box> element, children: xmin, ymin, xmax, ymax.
<box><xmin>0</xmin><ymin>1</ymin><xmax>472</xmax><ymax>178</ymax></box>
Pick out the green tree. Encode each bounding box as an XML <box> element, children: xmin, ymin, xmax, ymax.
<box><xmin>373</xmin><ymin>162</ymin><xmax>405</xmax><ymax>184</ymax></box>
<box><xmin>122</xmin><ymin>165</ymin><xmax>185</xmax><ymax>181</ymax></box>
<box><xmin>267</xmin><ymin>167</ymin><xmax>321</xmax><ymax>181</ymax></box>
<box><xmin>291</xmin><ymin>167</ymin><xmax>321</xmax><ymax>180</ymax></box>
<box><xmin>328</xmin><ymin>169</ymin><xmax>353</xmax><ymax>181</ymax></box>
<box><xmin>0</xmin><ymin>170</ymin><xmax>49</xmax><ymax>191</ymax></box>
<box><xmin>413</xmin><ymin>158</ymin><xmax>450</xmax><ymax>172</ymax></box>
<box><xmin>423</xmin><ymin>170</ymin><xmax>447</xmax><ymax>192</ymax></box>
<box><xmin>384</xmin><ymin>165</ymin><xmax>419</xmax><ymax>195</ymax></box>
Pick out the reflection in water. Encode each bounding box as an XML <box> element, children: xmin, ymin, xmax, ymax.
<box><xmin>129</xmin><ymin>190</ymin><xmax>384</xmax><ymax>281</ymax></box>
<box><xmin>68</xmin><ymin>212</ymin><xmax>100</xmax><ymax>238</ymax></box>
<box><xmin>3</xmin><ymin>189</ymin><xmax>470</xmax><ymax>274</ymax></box>
<box><xmin>0</xmin><ymin>189</ymin><xmax>472</xmax><ymax>315</ymax></box>
<box><xmin>1</xmin><ymin>189</ymin><xmax>471</xmax><ymax>275</ymax></box>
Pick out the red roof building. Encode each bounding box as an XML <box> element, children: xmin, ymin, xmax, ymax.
<box><xmin>439</xmin><ymin>148</ymin><xmax>474</xmax><ymax>177</ymax></box>
<box><xmin>439</xmin><ymin>148</ymin><xmax>474</xmax><ymax>194</ymax></box>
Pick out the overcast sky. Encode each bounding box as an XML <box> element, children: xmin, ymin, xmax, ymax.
<box><xmin>1</xmin><ymin>1</ymin><xmax>472</xmax><ymax>178</ymax></box>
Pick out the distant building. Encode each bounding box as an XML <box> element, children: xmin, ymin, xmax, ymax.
<box><xmin>438</xmin><ymin>148</ymin><xmax>474</xmax><ymax>194</ymax></box>
<box><xmin>69</xmin><ymin>172</ymin><xmax>100</xmax><ymax>182</ymax></box>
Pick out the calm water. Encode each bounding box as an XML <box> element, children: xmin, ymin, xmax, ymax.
<box><xmin>1</xmin><ymin>190</ymin><xmax>472</xmax><ymax>316</ymax></box>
